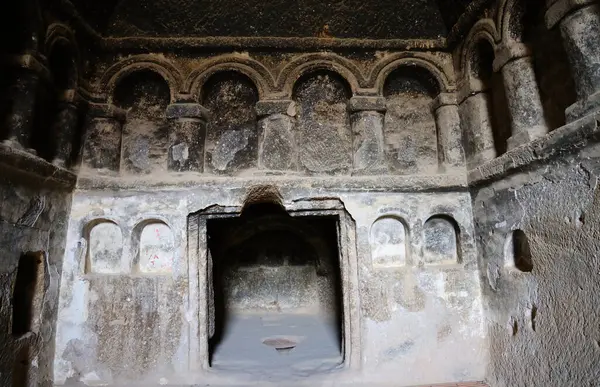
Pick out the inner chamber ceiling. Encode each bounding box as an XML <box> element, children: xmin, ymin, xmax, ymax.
<box><xmin>0</xmin><ymin>0</ymin><xmax>599</xmax><ymax>386</ymax></box>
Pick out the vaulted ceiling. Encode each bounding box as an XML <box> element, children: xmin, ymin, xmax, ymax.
<box><xmin>66</xmin><ymin>0</ymin><xmax>476</xmax><ymax>40</ymax></box>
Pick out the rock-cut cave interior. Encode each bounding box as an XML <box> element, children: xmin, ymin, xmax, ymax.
<box><xmin>0</xmin><ymin>0</ymin><xmax>599</xmax><ymax>386</ymax></box>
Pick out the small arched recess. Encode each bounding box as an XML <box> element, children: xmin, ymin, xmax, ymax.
<box><xmin>504</xmin><ymin>229</ymin><xmax>533</xmax><ymax>272</ymax></box>
<box><xmin>370</xmin><ymin>215</ymin><xmax>409</xmax><ymax>267</ymax></box>
<box><xmin>86</xmin><ymin>220</ymin><xmax>124</xmax><ymax>274</ymax></box>
<box><xmin>132</xmin><ymin>220</ymin><xmax>176</xmax><ymax>274</ymax></box>
<box><xmin>423</xmin><ymin>215</ymin><xmax>460</xmax><ymax>265</ymax></box>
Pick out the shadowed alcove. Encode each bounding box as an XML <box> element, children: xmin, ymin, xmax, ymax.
<box><xmin>206</xmin><ymin>197</ymin><xmax>344</xmax><ymax>376</ymax></box>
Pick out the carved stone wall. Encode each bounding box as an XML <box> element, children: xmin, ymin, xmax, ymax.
<box><xmin>1</xmin><ymin>0</ymin><xmax>600</xmax><ymax>386</ymax></box>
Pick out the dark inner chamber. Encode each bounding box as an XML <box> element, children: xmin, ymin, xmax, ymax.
<box><xmin>206</xmin><ymin>205</ymin><xmax>344</xmax><ymax>375</ymax></box>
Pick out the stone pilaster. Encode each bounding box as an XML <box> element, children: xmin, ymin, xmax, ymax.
<box><xmin>432</xmin><ymin>93</ymin><xmax>466</xmax><ymax>172</ymax></box>
<box><xmin>255</xmin><ymin>99</ymin><xmax>297</xmax><ymax>172</ymax></box>
<box><xmin>81</xmin><ymin>103</ymin><xmax>126</xmax><ymax>173</ymax></box>
<box><xmin>547</xmin><ymin>1</ymin><xmax>600</xmax><ymax>121</ymax></box>
<box><xmin>1</xmin><ymin>54</ymin><xmax>49</xmax><ymax>152</ymax></box>
<box><xmin>348</xmin><ymin>96</ymin><xmax>386</xmax><ymax>174</ymax></box>
<box><xmin>494</xmin><ymin>43</ymin><xmax>548</xmax><ymax>149</ymax></box>
<box><xmin>166</xmin><ymin>103</ymin><xmax>209</xmax><ymax>172</ymax></box>
<box><xmin>459</xmin><ymin>90</ymin><xmax>497</xmax><ymax>171</ymax></box>
<box><xmin>51</xmin><ymin>90</ymin><xmax>80</xmax><ymax>168</ymax></box>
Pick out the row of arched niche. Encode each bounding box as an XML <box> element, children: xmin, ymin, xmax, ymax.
<box><xmin>83</xmin><ymin>213</ymin><xmax>461</xmax><ymax>275</ymax></box>
<box><xmin>85</xmin><ymin>219</ymin><xmax>176</xmax><ymax>274</ymax></box>
<box><xmin>460</xmin><ymin>0</ymin><xmax>577</xmax><ymax>168</ymax></box>
<box><xmin>369</xmin><ymin>215</ymin><xmax>461</xmax><ymax>267</ymax></box>
<box><xmin>103</xmin><ymin>65</ymin><xmax>446</xmax><ymax>175</ymax></box>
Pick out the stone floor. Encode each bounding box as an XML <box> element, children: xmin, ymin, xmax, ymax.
<box><xmin>211</xmin><ymin>312</ymin><xmax>342</xmax><ymax>377</ymax></box>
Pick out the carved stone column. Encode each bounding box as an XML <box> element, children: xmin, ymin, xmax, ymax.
<box><xmin>51</xmin><ymin>90</ymin><xmax>80</xmax><ymax>168</ymax></box>
<box><xmin>81</xmin><ymin>103</ymin><xmax>126</xmax><ymax>173</ymax></box>
<box><xmin>348</xmin><ymin>96</ymin><xmax>386</xmax><ymax>174</ymax></box>
<box><xmin>547</xmin><ymin>1</ymin><xmax>600</xmax><ymax>121</ymax></box>
<box><xmin>494</xmin><ymin>43</ymin><xmax>548</xmax><ymax>149</ymax></box>
<box><xmin>2</xmin><ymin>54</ymin><xmax>49</xmax><ymax>152</ymax></box>
<box><xmin>432</xmin><ymin>93</ymin><xmax>465</xmax><ymax>172</ymax></box>
<box><xmin>255</xmin><ymin>99</ymin><xmax>297</xmax><ymax>172</ymax></box>
<box><xmin>459</xmin><ymin>90</ymin><xmax>497</xmax><ymax>170</ymax></box>
<box><xmin>166</xmin><ymin>103</ymin><xmax>209</xmax><ymax>172</ymax></box>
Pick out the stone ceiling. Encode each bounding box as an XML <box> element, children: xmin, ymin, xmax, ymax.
<box><xmin>66</xmin><ymin>0</ymin><xmax>476</xmax><ymax>40</ymax></box>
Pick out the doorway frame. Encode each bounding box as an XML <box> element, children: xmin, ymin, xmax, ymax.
<box><xmin>187</xmin><ymin>198</ymin><xmax>361</xmax><ymax>373</ymax></box>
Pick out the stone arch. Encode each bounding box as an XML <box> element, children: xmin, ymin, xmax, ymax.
<box><xmin>132</xmin><ymin>219</ymin><xmax>176</xmax><ymax>273</ymax></box>
<box><xmin>201</xmin><ymin>71</ymin><xmax>260</xmax><ymax>174</ymax></box>
<box><xmin>186</xmin><ymin>56</ymin><xmax>274</xmax><ymax>100</ymax></box>
<box><xmin>382</xmin><ymin>63</ymin><xmax>441</xmax><ymax>175</ymax></box>
<box><xmin>101</xmin><ymin>55</ymin><xmax>183</xmax><ymax>102</ymax></box>
<box><xmin>45</xmin><ymin>23</ymin><xmax>79</xmax><ymax>89</ymax></box>
<box><xmin>84</xmin><ymin>219</ymin><xmax>124</xmax><ymax>274</ymax></box>
<box><xmin>292</xmin><ymin>69</ymin><xmax>353</xmax><ymax>175</ymax></box>
<box><xmin>497</xmin><ymin>0</ymin><xmax>545</xmax><ymax>43</ymax></box>
<box><xmin>369</xmin><ymin>215</ymin><xmax>409</xmax><ymax>267</ymax></box>
<box><xmin>373</xmin><ymin>54</ymin><xmax>454</xmax><ymax>94</ymax></box>
<box><xmin>498</xmin><ymin>0</ymin><xmax>576</xmax><ymax>131</ymax></box>
<box><xmin>460</xmin><ymin>19</ymin><xmax>512</xmax><ymax>163</ymax></box>
<box><xmin>32</xmin><ymin>31</ymin><xmax>80</xmax><ymax>162</ymax></box>
<box><xmin>460</xmin><ymin>19</ymin><xmax>500</xmax><ymax>89</ymax></box>
<box><xmin>113</xmin><ymin>68</ymin><xmax>172</xmax><ymax>174</ymax></box>
<box><xmin>278</xmin><ymin>53</ymin><xmax>364</xmax><ymax>96</ymax></box>
<box><xmin>422</xmin><ymin>215</ymin><xmax>460</xmax><ymax>265</ymax></box>
<box><xmin>47</xmin><ymin>37</ymin><xmax>78</xmax><ymax>91</ymax></box>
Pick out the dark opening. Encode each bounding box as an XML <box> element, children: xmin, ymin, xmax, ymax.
<box><xmin>12</xmin><ymin>252</ymin><xmax>44</xmax><ymax>337</ymax></box>
<box><xmin>512</xmin><ymin>230</ymin><xmax>533</xmax><ymax>272</ymax></box>
<box><xmin>207</xmin><ymin>204</ymin><xmax>344</xmax><ymax>376</ymax></box>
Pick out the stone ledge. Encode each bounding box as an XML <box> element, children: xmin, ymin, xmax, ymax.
<box><xmin>76</xmin><ymin>172</ymin><xmax>468</xmax><ymax>193</ymax></box>
<box><xmin>0</xmin><ymin>143</ymin><xmax>77</xmax><ymax>190</ymax></box>
<box><xmin>412</xmin><ymin>383</ymin><xmax>487</xmax><ymax>387</ymax></box>
<box><xmin>255</xmin><ymin>100</ymin><xmax>295</xmax><ymax>117</ymax></box>
<box><xmin>166</xmin><ymin>103</ymin><xmax>210</xmax><ymax>119</ymax></box>
<box><xmin>468</xmin><ymin>112</ymin><xmax>600</xmax><ymax>187</ymax></box>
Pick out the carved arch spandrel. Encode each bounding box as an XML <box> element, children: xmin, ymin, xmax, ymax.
<box><xmin>277</xmin><ymin>53</ymin><xmax>366</xmax><ymax>97</ymax></box>
<box><xmin>100</xmin><ymin>54</ymin><xmax>184</xmax><ymax>103</ymax></box>
<box><xmin>458</xmin><ymin>19</ymin><xmax>501</xmax><ymax>93</ymax></box>
<box><xmin>186</xmin><ymin>55</ymin><xmax>275</xmax><ymax>100</ymax></box>
<box><xmin>371</xmin><ymin>52</ymin><xmax>456</xmax><ymax>94</ymax></box>
<box><xmin>496</xmin><ymin>0</ymin><xmax>542</xmax><ymax>44</ymax></box>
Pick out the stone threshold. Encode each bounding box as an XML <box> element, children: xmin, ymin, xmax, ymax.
<box><xmin>0</xmin><ymin>143</ymin><xmax>76</xmax><ymax>190</ymax></box>
<box><xmin>75</xmin><ymin>171</ymin><xmax>468</xmax><ymax>192</ymax></box>
<box><xmin>57</xmin><ymin>382</ymin><xmax>488</xmax><ymax>387</ymax></box>
<box><xmin>414</xmin><ymin>382</ymin><xmax>488</xmax><ymax>387</ymax></box>
<box><xmin>468</xmin><ymin>112</ymin><xmax>600</xmax><ymax>187</ymax></box>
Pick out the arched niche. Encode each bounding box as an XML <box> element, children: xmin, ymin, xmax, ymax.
<box><xmin>43</xmin><ymin>39</ymin><xmax>79</xmax><ymax>162</ymax></box>
<box><xmin>114</xmin><ymin>69</ymin><xmax>171</xmax><ymax>174</ymax></box>
<box><xmin>515</xmin><ymin>1</ymin><xmax>576</xmax><ymax>131</ymax></box>
<box><xmin>292</xmin><ymin>70</ymin><xmax>352</xmax><ymax>175</ymax></box>
<box><xmin>26</xmin><ymin>39</ymin><xmax>78</xmax><ymax>162</ymax></box>
<box><xmin>504</xmin><ymin>229</ymin><xmax>533</xmax><ymax>272</ymax></box>
<box><xmin>86</xmin><ymin>221</ymin><xmax>124</xmax><ymax>274</ymax></box>
<box><xmin>465</xmin><ymin>38</ymin><xmax>512</xmax><ymax>160</ymax></box>
<box><xmin>423</xmin><ymin>215</ymin><xmax>460</xmax><ymax>265</ymax></box>
<box><xmin>48</xmin><ymin>39</ymin><xmax>77</xmax><ymax>91</ymax></box>
<box><xmin>201</xmin><ymin>71</ymin><xmax>259</xmax><ymax>175</ymax></box>
<box><xmin>370</xmin><ymin>216</ymin><xmax>408</xmax><ymax>267</ymax></box>
<box><xmin>133</xmin><ymin>220</ymin><xmax>175</xmax><ymax>274</ymax></box>
<box><xmin>383</xmin><ymin>65</ymin><xmax>440</xmax><ymax>175</ymax></box>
